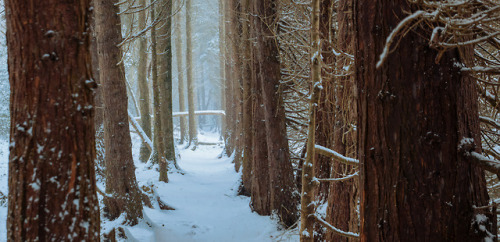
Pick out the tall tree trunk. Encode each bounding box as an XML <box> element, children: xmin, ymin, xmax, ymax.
<box><xmin>325</xmin><ymin>0</ymin><xmax>359</xmax><ymax>241</ymax></box>
<box><xmin>356</xmin><ymin>1</ymin><xmax>491</xmax><ymax>241</ymax></box>
<box><xmin>175</xmin><ymin>1</ymin><xmax>187</xmax><ymax>144</ymax></box>
<box><xmin>218</xmin><ymin>0</ymin><xmax>226</xmax><ymax>140</ymax></box>
<box><xmin>254</xmin><ymin>0</ymin><xmax>298</xmax><ymax>227</ymax></box>
<box><xmin>186</xmin><ymin>0</ymin><xmax>198</xmax><ymax>146</ymax></box>
<box><xmin>6</xmin><ymin>0</ymin><xmax>100</xmax><ymax>240</ymax></box>
<box><xmin>250</xmin><ymin>65</ymin><xmax>271</xmax><ymax>215</ymax></box>
<box><xmin>151</xmin><ymin>3</ymin><xmax>167</xmax><ymax>181</ymax></box>
<box><xmin>157</xmin><ymin>0</ymin><xmax>175</xmax><ymax>181</ymax></box>
<box><xmin>138</xmin><ymin>0</ymin><xmax>152</xmax><ymax>163</ymax></box>
<box><xmin>90</xmin><ymin>0</ymin><xmax>106</xmax><ymax>169</ymax></box>
<box><xmin>95</xmin><ymin>0</ymin><xmax>144</xmax><ymax>225</ymax></box>
<box><xmin>240</xmin><ymin>0</ymin><xmax>253</xmax><ymax>196</ymax></box>
<box><xmin>314</xmin><ymin>0</ymin><xmax>334</xmax><ymax>203</ymax></box>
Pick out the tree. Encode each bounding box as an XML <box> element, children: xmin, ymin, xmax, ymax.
<box><xmin>6</xmin><ymin>0</ymin><xmax>100</xmax><ymax>240</ymax></box>
<box><xmin>186</xmin><ymin>0</ymin><xmax>198</xmax><ymax>146</ymax></box>
<box><xmin>138</xmin><ymin>0</ymin><xmax>152</xmax><ymax>163</ymax></box>
<box><xmin>95</xmin><ymin>0</ymin><xmax>145</xmax><ymax>225</ymax></box>
<box><xmin>175</xmin><ymin>0</ymin><xmax>187</xmax><ymax>144</ymax></box>
<box><xmin>325</xmin><ymin>0</ymin><xmax>359</xmax><ymax>240</ymax></box>
<box><xmin>157</xmin><ymin>0</ymin><xmax>176</xmax><ymax>180</ymax></box>
<box><xmin>253</xmin><ymin>0</ymin><xmax>298</xmax><ymax>226</ymax></box>
<box><xmin>240</xmin><ymin>0</ymin><xmax>253</xmax><ymax>196</ymax></box>
<box><xmin>356</xmin><ymin>1</ymin><xmax>492</xmax><ymax>240</ymax></box>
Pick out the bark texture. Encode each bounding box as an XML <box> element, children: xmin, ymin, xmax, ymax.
<box><xmin>240</xmin><ymin>0</ymin><xmax>253</xmax><ymax>196</ymax></box>
<box><xmin>253</xmin><ymin>0</ymin><xmax>298</xmax><ymax>227</ymax></box>
<box><xmin>138</xmin><ymin>0</ymin><xmax>152</xmax><ymax>163</ymax></box>
<box><xmin>95</xmin><ymin>0</ymin><xmax>144</xmax><ymax>225</ymax></box>
<box><xmin>250</xmin><ymin>67</ymin><xmax>271</xmax><ymax>215</ymax></box>
<box><xmin>356</xmin><ymin>1</ymin><xmax>491</xmax><ymax>241</ymax></box>
<box><xmin>175</xmin><ymin>2</ymin><xmax>187</xmax><ymax>144</ymax></box>
<box><xmin>326</xmin><ymin>0</ymin><xmax>359</xmax><ymax>240</ymax></box>
<box><xmin>6</xmin><ymin>0</ymin><xmax>100</xmax><ymax>240</ymax></box>
<box><xmin>186</xmin><ymin>0</ymin><xmax>198</xmax><ymax>146</ymax></box>
<box><xmin>157</xmin><ymin>0</ymin><xmax>175</xmax><ymax>181</ymax></box>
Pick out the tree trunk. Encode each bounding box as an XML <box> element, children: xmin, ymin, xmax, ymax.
<box><xmin>356</xmin><ymin>1</ymin><xmax>491</xmax><ymax>241</ymax></box>
<box><xmin>223</xmin><ymin>0</ymin><xmax>235</xmax><ymax>156</ymax></box>
<box><xmin>6</xmin><ymin>0</ymin><xmax>100</xmax><ymax>240</ymax></box>
<box><xmin>218</xmin><ymin>0</ymin><xmax>226</xmax><ymax>140</ymax></box>
<box><xmin>151</xmin><ymin>3</ymin><xmax>167</xmax><ymax>182</ymax></box>
<box><xmin>250</xmin><ymin>66</ymin><xmax>271</xmax><ymax>215</ymax></box>
<box><xmin>157</xmin><ymin>0</ymin><xmax>175</xmax><ymax>181</ymax></box>
<box><xmin>253</xmin><ymin>0</ymin><xmax>298</xmax><ymax>227</ymax></box>
<box><xmin>314</xmin><ymin>0</ymin><xmax>334</xmax><ymax>203</ymax></box>
<box><xmin>90</xmin><ymin>0</ymin><xmax>106</xmax><ymax>170</ymax></box>
<box><xmin>138</xmin><ymin>0</ymin><xmax>152</xmax><ymax>163</ymax></box>
<box><xmin>186</xmin><ymin>0</ymin><xmax>198</xmax><ymax>146</ymax></box>
<box><xmin>325</xmin><ymin>0</ymin><xmax>359</xmax><ymax>241</ymax></box>
<box><xmin>95</xmin><ymin>0</ymin><xmax>144</xmax><ymax>225</ymax></box>
<box><xmin>240</xmin><ymin>0</ymin><xmax>253</xmax><ymax>196</ymax></box>
<box><xmin>175</xmin><ymin>1</ymin><xmax>187</xmax><ymax>144</ymax></box>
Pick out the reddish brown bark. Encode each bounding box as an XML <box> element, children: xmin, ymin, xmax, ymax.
<box><xmin>314</xmin><ymin>0</ymin><xmax>335</xmax><ymax>202</ymax></box>
<box><xmin>325</xmin><ymin>0</ymin><xmax>359</xmax><ymax>241</ymax></box>
<box><xmin>240</xmin><ymin>0</ymin><xmax>253</xmax><ymax>196</ymax></box>
<box><xmin>6</xmin><ymin>0</ymin><xmax>100</xmax><ymax>240</ymax></box>
<box><xmin>138</xmin><ymin>0</ymin><xmax>152</xmax><ymax>163</ymax></box>
<box><xmin>250</xmin><ymin>67</ymin><xmax>271</xmax><ymax>215</ymax></box>
<box><xmin>356</xmin><ymin>1</ymin><xmax>491</xmax><ymax>241</ymax></box>
<box><xmin>95</xmin><ymin>0</ymin><xmax>144</xmax><ymax>225</ymax></box>
<box><xmin>253</xmin><ymin>0</ymin><xmax>298</xmax><ymax>227</ymax></box>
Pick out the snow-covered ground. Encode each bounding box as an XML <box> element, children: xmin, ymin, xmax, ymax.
<box><xmin>0</xmin><ymin>139</ymin><xmax>8</xmax><ymax>241</ymax></box>
<box><xmin>0</xmin><ymin>133</ymin><xmax>298</xmax><ymax>241</ymax></box>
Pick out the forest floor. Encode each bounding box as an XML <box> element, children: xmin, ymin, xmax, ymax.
<box><xmin>0</xmin><ymin>132</ymin><xmax>298</xmax><ymax>241</ymax></box>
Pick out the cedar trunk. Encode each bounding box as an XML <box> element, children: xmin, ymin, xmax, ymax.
<box><xmin>326</xmin><ymin>0</ymin><xmax>359</xmax><ymax>240</ymax></box>
<box><xmin>250</xmin><ymin>66</ymin><xmax>271</xmax><ymax>215</ymax></box>
<box><xmin>356</xmin><ymin>1</ymin><xmax>491</xmax><ymax>241</ymax></box>
<box><xmin>6</xmin><ymin>0</ymin><xmax>100</xmax><ymax>240</ymax></box>
<box><xmin>138</xmin><ymin>0</ymin><xmax>152</xmax><ymax>163</ymax></box>
<box><xmin>253</xmin><ymin>0</ymin><xmax>298</xmax><ymax>227</ymax></box>
<box><xmin>186</xmin><ymin>0</ymin><xmax>198</xmax><ymax>146</ymax></box>
<box><xmin>240</xmin><ymin>0</ymin><xmax>253</xmax><ymax>196</ymax></box>
<box><xmin>157</xmin><ymin>0</ymin><xmax>176</xmax><ymax>180</ymax></box>
<box><xmin>175</xmin><ymin>2</ymin><xmax>187</xmax><ymax>144</ymax></box>
<box><xmin>95</xmin><ymin>0</ymin><xmax>144</xmax><ymax>225</ymax></box>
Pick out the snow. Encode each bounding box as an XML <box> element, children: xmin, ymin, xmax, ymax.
<box><xmin>97</xmin><ymin>132</ymin><xmax>298</xmax><ymax>241</ymax></box>
<box><xmin>0</xmin><ymin>140</ymin><xmax>8</xmax><ymax>241</ymax></box>
<box><xmin>0</xmin><ymin>133</ymin><xmax>298</xmax><ymax>241</ymax></box>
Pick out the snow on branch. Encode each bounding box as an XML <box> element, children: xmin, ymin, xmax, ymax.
<box><xmin>377</xmin><ymin>10</ymin><xmax>426</xmax><ymax>68</ymax></box>
<box><xmin>313</xmin><ymin>213</ymin><xmax>360</xmax><ymax>239</ymax></box>
<box><xmin>461</xmin><ymin>66</ymin><xmax>500</xmax><ymax>74</ymax></box>
<box><xmin>314</xmin><ymin>144</ymin><xmax>359</xmax><ymax>166</ymax></box>
<box><xmin>172</xmin><ymin>110</ymin><xmax>226</xmax><ymax>117</ymax></box>
<box><xmin>316</xmin><ymin>172</ymin><xmax>359</xmax><ymax>183</ymax></box>
<box><xmin>377</xmin><ymin>0</ymin><xmax>500</xmax><ymax>70</ymax></box>
<box><xmin>469</xmin><ymin>151</ymin><xmax>500</xmax><ymax>177</ymax></box>
<box><xmin>480</xmin><ymin>116</ymin><xmax>500</xmax><ymax>130</ymax></box>
<box><xmin>128</xmin><ymin>111</ymin><xmax>153</xmax><ymax>151</ymax></box>
<box><xmin>460</xmin><ymin>137</ymin><xmax>500</xmax><ymax>177</ymax></box>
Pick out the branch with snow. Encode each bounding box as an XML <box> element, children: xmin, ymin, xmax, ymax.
<box><xmin>314</xmin><ymin>144</ymin><xmax>359</xmax><ymax>166</ymax></box>
<box><xmin>316</xmin><ymin>172</ymin><xmax>358</xmax><ymax>183</ymax></box>
<box><xmin>128</xmin><ymin>111</ymin><xmax>153</xmax><ymax>151</ymax></box>
<box><xmin>313</xmin><ymin>213</ymin><xmax>359</xmax><ymax>239</ymax></box>
<box><xmin>172</xmin><ymin>110</ymin><xmax>226</xmax><ymax>117</ymax></box>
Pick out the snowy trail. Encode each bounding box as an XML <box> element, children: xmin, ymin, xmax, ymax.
<box><xmin>0</xmin><ymin>135</ymin><xmax>297</xmax><ymax>241</ymax></box>
<box><xmin>124</xmin><ymin>134</ymin><xmax>297</xmax><ymax>242</ymax></box>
